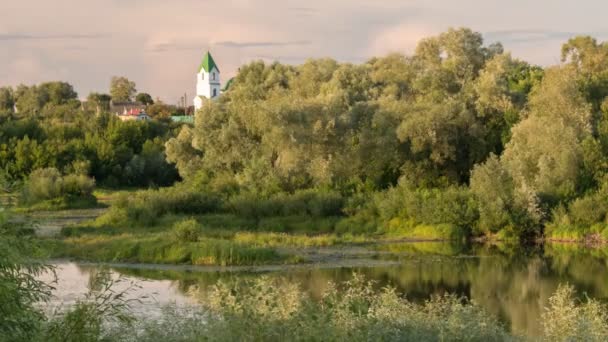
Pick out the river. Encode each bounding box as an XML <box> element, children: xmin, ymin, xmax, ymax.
<box><xmin>44</xmin><ymin>242</ymin><xmax>608</xmax><ymax>337</ymax></box>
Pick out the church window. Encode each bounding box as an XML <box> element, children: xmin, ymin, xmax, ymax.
<box><xmin>213</xmin><ymin>88</ymin><xmax>217</xmax><ymax>97</ymax></box>
<box><xmin>212</xmin><ymin>72</ymin><xmax>216</xmax><ymax>81</ymax></box>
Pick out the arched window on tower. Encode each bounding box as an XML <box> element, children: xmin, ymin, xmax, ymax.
<box><xmin>213</xmin><ymin>88</ymin><xmax>217</xmax><ymax>97</ymax></box>
<box><xmin>212</xmin><ymin>72</ymin><xmax>216</xmax><ymax>81</ymax></box>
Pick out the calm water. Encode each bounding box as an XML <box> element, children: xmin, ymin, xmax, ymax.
<box><xmin>46</xmin><ymin>242</ymin><xmax>608</xmax><ymax>337</ymax></box>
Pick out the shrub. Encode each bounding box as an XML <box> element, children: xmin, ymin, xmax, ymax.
<box><xmin>61</xmin><ymin>174</ymin><xmax>95</xmax><ymax>197</ymax></box>
<box><xmin>546</xmin><ymin>188</ymin><xmax>608</xmax><ymax>241</ymax></box>
<box><xmin>365</xmin><ymin>180</ymin><xmax>478</xmax><ymax>238</ymax></box>
<box><xmin>542</xmin><ymin>284</ymin><xmax>608</xmax><ymax>341</ymax></box>
<box><xmin>102</xmin><ymin>185</ymin><xmax>222</xmax><ymax>226</ymax></box>
<box><xmin>196</xmin><ymin>274</ymin><xmax>510</xmax><ymax>341</ymax></box>
<box><xmin>171</xmin><ymin>219</ymin><xmax>201</xmax><ymax>242</ymax></box>
<box><xmin>21</xmin><ymin>168</ymin><xmax>96</xmax><ymax>207</ymax></box>
<box><xmin>22</xmin><ymin>168</ymin><xmax>63</xmax><ymax>202</ymax></box>
<box><xmin>228</xmin><ymin>189</ymin><xmax>345</xmax><ymax>219</ymax></box>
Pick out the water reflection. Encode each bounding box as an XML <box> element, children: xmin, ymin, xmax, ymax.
<box><xmin>41</xmin><ymin>262</ymin><xmax>198</xmax><ymax>319</ymax></box>
<box><xmin>49</xmin><ymin>242</ymin><xmax>608</xmax><ymax>337</ymax></box>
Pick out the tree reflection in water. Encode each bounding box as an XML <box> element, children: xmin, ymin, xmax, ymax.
<box><xmin>65</xmin><ymin>242</ymin><xmax>608</xmax><ymax>337</ymax></box>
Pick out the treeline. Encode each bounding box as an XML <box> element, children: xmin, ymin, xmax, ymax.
<box><xmin>158</xmin><ymin>28</ymin><xmax>608</xmax><ymax>241</ymax></box>
<box><xmin>0</xmin><ymin>82</ymin><xmax>179</xmax><ymax>188</ymax></box>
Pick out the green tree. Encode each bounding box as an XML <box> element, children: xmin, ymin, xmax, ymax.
<box><xmin>0</xmin><ymin>87</ymin><xmax>15</xmax><ymax>112</ymax></box>
<box><xmin>470</xmin><ymin>154</ymin><xmax>520</xmax><ymax>235</ymax></box>
<box><xmin>145</xmin><ymin>101</ymin><xmax>173</xmax><ymax>120</ymax></box>
<box><xmin>135</xmin><ymin>93</ymin><xmax>154</xmax><ymax>105</ymax></box>
<box><xmin>86</xmin><ymin>93</ymin><xmax>112</xmax><ymax>113</ymax></box>
<box><xmin>110</xmin><ymin>77</ymin><xmax>136</xmax><ymax>102</ymax></box>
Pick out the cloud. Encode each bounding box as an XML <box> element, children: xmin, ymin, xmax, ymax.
<box><xmin>0</xmin><ymin>33</ymin><xmax>109</xmax><ymax>42</ymax></box>
<box><xmin>368</xmin><ymin>23</ymin><xmax>439</xmax><ymax>56</ymax></box>
<box><xmin>146</xmin><ymin>43</ymin><xmax>202</xmax><ymax>53</ymax></box>
<box><xmin>483</xmin><ymin>29</ymin><xmax>608</xmax><ymax>45</ymax></box>
<box><xmin>214</xmin><ymin>40</ymin><xmax>313</xmax><ymax>48</ymax></box>
<box><xmin>288</xmin><ymin>7</ymin><xmax>318</xmax><ymax>16</ymax></box>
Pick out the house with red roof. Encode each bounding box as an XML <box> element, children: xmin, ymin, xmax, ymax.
<box><xmin>117</xmin><ymin>107</ymin><xmax>151</xmax><ymax>121</ymax></box>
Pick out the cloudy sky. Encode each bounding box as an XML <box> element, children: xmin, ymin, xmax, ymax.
<box><xmin>1</xmin><ymin>0</ymin><xmax>607</xmax><ymax>103</ymax></box>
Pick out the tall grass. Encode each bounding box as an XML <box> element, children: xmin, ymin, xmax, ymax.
<box><xmin>27</xmin><ymin>272</ymin><xmax>608</xmax><ymax>341</ymax></box>
<box><xmin>49</xmin><ymin>233</ymin><xmax>282</xmax><ymax>266</ymax></box>
<box><xmin>541</xmin><ymin>284</ymin><xmax>608</xmax><ymax>341</ymax></box>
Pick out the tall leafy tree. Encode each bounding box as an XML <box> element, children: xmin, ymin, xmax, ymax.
<box><xmin>135</xmin><ymin>93</ymin><xmax>154</xmax><ymax>105</ymax></box>
<box><xmin>110</xmin><ymin>76</ymin><xmax>137</xmax><ymax>102</ymax></box>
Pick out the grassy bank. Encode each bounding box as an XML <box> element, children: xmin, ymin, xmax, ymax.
<box><xmin>43</xmin><ymin>214</ymin><xmax>371</xmax><ymax>266</ymax></box>
<box><xmin>45</xmin><ymin>233</ymin><xmax>284</xmax><ymax>266</ymax></box>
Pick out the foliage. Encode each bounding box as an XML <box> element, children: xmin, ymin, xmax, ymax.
<box><xmin>0</xmin><ymin>103</ymin><xmax>179</xmax><ymax>187</ymax></box>
<box><xmin>49</xmin><ymin>232</ymin><xmax>282</xmax><ymax>266</ymax></box>
<box><xmin>11</xmin><ymin>28</ymin><xmax>608</xmax><ymax>243</ymax></box>
<box><xmin>21</xmin><ymin>168</ymin><xmax>97</xmax><ymax>208</ymax></box>
<box><xmin>135</xmin><ymin>93</ymin><xmax>154</xmax><ymax>105</ymax></box>
<box><xmin>109</xmin><ymin>76</ymin><xmax>136</xmax><ymax>102</ymax></box>
<box><xmin>43</xmin><ymin>268</ymin><xmax>140</xmax><ymax>342</ymax></box>
<box><xmin>171</xmin><ymin>218</ymin><xmax>201</xmax><ymax>242</ymax></box>
<box><xmin>98</xmin><ymin>185</ymin><xmax>221</xmax><ymax>226</ymax></box>
<box><xmin>186</xmin><ymin>274</ymin><xmax>511</xmax><ymax>341</ymax></box>
<box><xmin>541</xmin><ymin>284</ymin><xmax>608</xmax><ymax>341</ymax></box>
<box><xmin>0</xmin><ymin>209</ymin><xmax>53</xmax><ymax>341</ymax></box>
<box><xmin>368</xmin><ymin>180</ymin><xmax>478</xmax><ymax>239</ymax></box>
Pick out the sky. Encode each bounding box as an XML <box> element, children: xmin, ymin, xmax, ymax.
<box><xmin>1</xmin><ymin>0</ymin><xmax>608</xmax><ymax>103</ymax></box>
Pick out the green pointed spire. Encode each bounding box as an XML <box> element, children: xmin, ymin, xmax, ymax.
<box><xmin>198</xmin><ymin>51</ymin><xmax>219</xmax><ymax>73</ymax></box>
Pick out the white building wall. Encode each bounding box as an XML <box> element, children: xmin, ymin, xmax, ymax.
<box><xmin>194</xmin><ymin>66</ymin><xmax>221</xmax><ymax>110</ymax></box>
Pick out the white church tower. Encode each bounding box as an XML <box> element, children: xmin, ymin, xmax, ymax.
<box><xmin>194</xmin><ymin>51</ymin><xmax>221</xmax><ymax>110</ymax></box>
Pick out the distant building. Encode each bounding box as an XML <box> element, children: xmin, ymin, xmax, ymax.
<box><xmin>194</xmin><ymin>52</ymin><xmax>221</xmax><ymax>111</ymax></box>
<box><xmin>117</xmin><ymin>108</ymin><xmax>151</xmax><ymax>121</ymax></box>
<box><xmin>110</xmin><ymin>101</ymin><xmax>146</xmax><ymax>116</ymax></box>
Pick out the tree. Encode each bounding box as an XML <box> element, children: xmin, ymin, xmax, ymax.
<box><xmin>38</xmin><ymin>82</ymin><xmax>78</xmax><ymax>105</ymax></box>
<box><xmin>135</xmin><ymin>93</ymin><xmax>154</xmax><ymax>105</ymax></box>
<box><xmin>470</xmin><ymin>154</ymin><xmax>516</xmax><ymax>234</ymax></box>
<box><xmin>561</xmin><ymin>36</ymin><xmax>608</xmax><ymax>74</ymax></box>
<box><xmin>0</xmin><ymin>210</ymin><xmax>52</xmax><ymax>341</ymax></box>
<box><xmin>0</xmin><ymin>87</ymin><xmax>15</xmax><ymax>111</ymax></box>
<box><xmin>145</xmin><ymin>101</ymin><xmax>173</xmax><ymax>120</ymax></box>
<box><xmin>110</xmin><ymin>77</ymin><xmax>136</xmax><ymax>102</ymax></box>
<box><xmin>86</xmin><ymin>93</ymin><xmax>112</xmax><ymax>113</ymax></box>
<box><xmin>527</xmin><ymin>66</ymin><xmax>592</xmax><ymax>137</ymax></box>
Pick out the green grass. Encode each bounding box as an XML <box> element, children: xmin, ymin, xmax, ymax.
<box><xmin>48</xmin><ymin>213</ymin><xmax>377</xmax><ymax>266</ymax></box>
<box><xmin>384</xmin><ymin>218</ymin><xmax>467</xmax><ymax>241</ymax></box>
<box><xmin>93</xmin><ymin>188</ymin><xmax>141</xmax><ymax>205</ymax></box>
<box><xmin>47</xmin><ymin>207</ymin><xmax>481</xmax><ymax>266</ymax></box>
<box><xmin>232</xmin><ymin>231</ymin><xmax>368</xmax><ymax>248</ymax></box>
<box><xmin>13</xmin><ymin>195</ymin><xmax>101</xmax><ymax>213</ymax></box>
<box><xmin>545</xmin><ymin>223</ymin><xmax>608</xmax><ymax>243</ymax></box>
<box><xmin>45</xmin><ymin>232</ymin><xmax>284</xmax><ymax>266</ymax></box>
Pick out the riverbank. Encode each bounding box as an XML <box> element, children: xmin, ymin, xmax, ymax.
<box><xmin>43</xmin><ymin>245</ymin><xmax>608</xmax><ymax>340</ymax></box>
<box><xmin>27</xmin><ymin>207</ymin><xmax>608</xmax><ymax>267</ymax></box>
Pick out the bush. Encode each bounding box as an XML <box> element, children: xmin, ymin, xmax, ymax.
<box><xmin>22</xmin><ymin>168</ymin><xmax>63</xmax><ymax>202</ymax></box>
<box><xmin>171</xmin><ymin>219</ymin><xmax>201</xmax><ymax>242</ymax></box>
<box><xmin>358</xmin><ymin>180</ymin><xmax>478</xmax><ymax>238</ymax></box>
<box><xmin>61</xmin><ymin>174</ymin><xmax>95</xmax><ymax>197</ymax></box>
<box><xmin>542</xmin><ymin>284</ymin><xmax>608</xmax><ymax>341</ymax></box>
<box><xmin>228</xmin><ymin>189</ymin><xmax>345</xmax><ymax>219</ymax></box>
<box><xmin>21</xmin><ymin>168</ymin><xmax>96</xmax><ymax>207</ymax></box>
<box><xmin>194</xmin><ymin>274</ymin><xmax>510</xmax><ymax>341</ymax></box>
<box><xmin>546</xmin><ymin>188</ymin><xmax>608</xmax><ymax>241</ymax></box>
<box><xmin>101</xmin><ymin>185</ymin><xmax>222</xmax><ymax>226</ymax></box>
